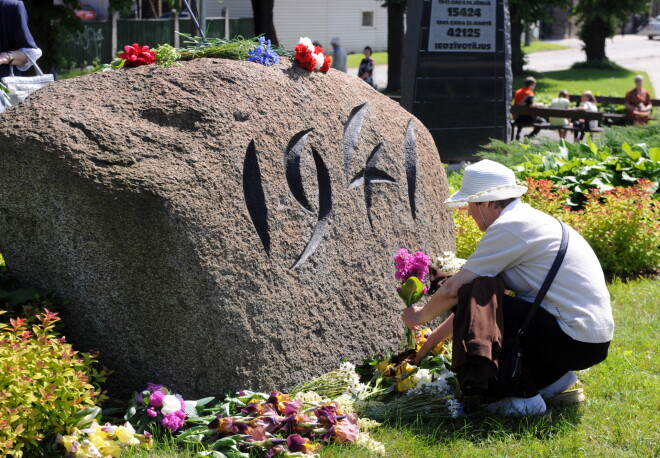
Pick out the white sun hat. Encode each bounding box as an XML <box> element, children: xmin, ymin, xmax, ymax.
<box><xmin>444</xmin><ymin>159</ymin><xmax>527</xmax><ymax>208</ymax></box>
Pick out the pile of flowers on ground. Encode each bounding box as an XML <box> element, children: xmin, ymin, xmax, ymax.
<box><xmin>175</xmin><ymin>390</ymin><xmax>375</xmax><ymax>456</ymax></box>
<box><xmin>58</xmin><ymin>421</ymin><xmax>152</xmax><ymax>457</ymax></box>
<box><xmin>124</xmin><ymin>383</ymin><xmax>199</xmax><ymax>434</ymax></box>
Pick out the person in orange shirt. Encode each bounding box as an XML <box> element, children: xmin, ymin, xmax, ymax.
<box><xmin>512</xmin><ymin>76</ymin><xmax>545</xmax><ymax>140</ymax></box>
<box><xmin>625</xmin><ymin>75</ymin><xmax>653</xmax><ymax>125</ymax></box>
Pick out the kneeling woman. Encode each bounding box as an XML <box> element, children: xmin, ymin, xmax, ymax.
<box><xmin>403</xmin><ymin>160</ymin><xmax>613</xmax><ymax>416</ymax></box>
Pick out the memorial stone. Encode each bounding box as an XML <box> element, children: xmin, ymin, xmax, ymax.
<box><xmin>402</xmin><ymin>0</ymin><xmax>512</xmax><ymax>162</ymax></box>
<box><xmin>0</xmin><ymin>58</ymin><xmax>454</xmax><ymax>396</ymax></box>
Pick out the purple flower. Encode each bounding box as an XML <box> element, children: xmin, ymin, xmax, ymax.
<box><xmin>247</xmin><ymin>36</ymin><xmax>280</xmax><ymax>66</ymax></box>
<box><xmin>146</xmin><ymin>408</ymin><xmax>158</xmax><ymax>418</ymax></box>
<box><xmin>394</xmin><ymin>248</ymin><xmax>430</xmax><ymax>283</ymax></box>
<box><xmin>283</xmin><ymin>399</ymin><xmax>303</xmax><ymax>416</ymax></box>
<box><xmin>146</xmin><ymin>382</ymin><xmax>164</xmax><ymax>392</ymax></box>
<box><xmin>161</xmin><ymin>411</ymin><xmax>185</xmax><ymax>432</ymax></box>
<box><xmin>149</xmin><ymin>391</ymin><xmax>165</xmax><ymax>408</ymax></box>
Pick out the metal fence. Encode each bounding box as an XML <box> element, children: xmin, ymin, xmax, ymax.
<box><xmin>59</xmin><ymin>17</ymin><xmax>255</xmax><ymax>67</ymax></box>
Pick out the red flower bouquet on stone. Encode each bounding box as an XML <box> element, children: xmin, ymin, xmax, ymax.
<box><xmin>294</xmin><ymin>37</ymin><xmax>331</xmax><ymax>73</ymax></box>
<box><xmin>119</xmin><ymin>43</ymin><xmax>156</xmax><ymax>67</ymax></box>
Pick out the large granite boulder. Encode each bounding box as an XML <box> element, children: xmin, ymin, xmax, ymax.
<box><xmin>0</xmin><ymin>58</ymin><xmax>454</xmax><ymax>396</ymax></box>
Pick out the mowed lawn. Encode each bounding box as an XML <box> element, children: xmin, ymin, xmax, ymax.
<box><xmin>321</xmin><ymin>277</ymin><xmax>660</xmax><ymax>457</ymax></box>
<box><xmin>514</xmin><ymin>68</ymin><xmax>655</xmax><ymax>99</ymax></box>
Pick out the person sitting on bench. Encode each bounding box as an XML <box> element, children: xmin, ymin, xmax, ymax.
<box><xmin>548</xmin><ymin>90</ymin><xmax>572</xmax><ymax>140</ymax></box>
<box><xmin>625</xmin><ymin>75</ymin><xmax>653</xmax><ymax>126</ymax></box>
<box><xmin>512</xmin><ymin>76</ymin><xmax>546</xmax><ymax>140</ymax></box>
<box><xmin>573</xmin><ymin>91</ymin><xmax>598</xmax><ymax>141</ymax></box>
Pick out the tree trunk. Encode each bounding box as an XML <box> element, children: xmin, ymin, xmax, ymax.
<box><xmin>386</xmin><ymin>1</ymin><xmax>405</xmax><ymax>93</ymax></box>
<box><xmin>581</xmin><ymin>17</ymin><xmax>610</xmax><ymax>62</ymax></box>
<box><xmin>251</xmin><ymin>0</ymin><xmax>279</xmax><ymax>45</ymax></box>
<box><xmin>511</xmin><ymin>17</ymin><xmax>524</xmax><ymax>75</ymax></box>
<box><xmin>188</xmin><ymin>0</ymin><xmax>201</xmax><ymax>36</ymax></box>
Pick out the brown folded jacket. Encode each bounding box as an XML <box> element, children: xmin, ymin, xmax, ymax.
<box><xmin>451</xmin><ymin>277</ymin><xmax>505</xmax><ymax>395</ymax></box>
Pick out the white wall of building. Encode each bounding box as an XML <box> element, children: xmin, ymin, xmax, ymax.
<box><xmin>205</xmin><ymin>0</ymin><xmax>388</xmax><ymax>53</ymax></box>
<box><xmin>206</xmin><ymin>0</ymin><xmax>253</xmax><ymax>19</ymax></box>
<box><xmin>274</xmin><ymin>0</ymin><xmax>387</xmax><ymax>53</ymax></box>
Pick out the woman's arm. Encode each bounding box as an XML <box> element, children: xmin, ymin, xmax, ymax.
<box><xmin>414</xmin><ymin>314</ymin><xmax>454</xmax><ymax>364</ymax></box>
<box><xmin>0</xmin><ymin>50</ymin><xmax>28</xmax><ymax>67</ymax></box>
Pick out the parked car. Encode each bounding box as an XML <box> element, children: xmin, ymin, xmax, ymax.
<box><xmin>640</xmin><ymin>15</ymin><xmax>660</xmax><ymax>40</ymax></box>
<box><xmin>74</xmin><ymin>4</ymin><xmax>97</xmax><ymax>21</ymax></box>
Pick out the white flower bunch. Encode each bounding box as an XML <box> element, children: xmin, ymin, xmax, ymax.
<box><xmin>356</xmin><ymin>431</ymin><xmax>386</xmax><ymax>455</ymax></box>
<box><xmin>436</xmin><ymin>251</ymin><xmax>467</xmax><ymax>275</ymax></box>
<box><xmin>411</xmin><ymin>366</ymin><xmax>456</xmax><ymax>395</ymax></box>
<box><xmin>447</xmin><ymin>398</ymin><xmax>463</xmax><ymax>418</ymax></box>
<box><xmin>339</xmin><ymin>361</ymin><xmax>368</xmax><ymax>397</ymax></box>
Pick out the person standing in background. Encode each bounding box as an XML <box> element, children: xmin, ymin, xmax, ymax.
<box><xmin>358</xmin><ymin>46</ymin><xmax>374</xmax><ymax>87</ymax></box>
<box><xmin>0</xmin><ymin>0</ymin><xmax>42</xmax><ymax>79</ymax></box>
<box><xmin>330</xmin><ymin>37</ymin><xmax>347</xmax><ymax>73</ymax></box>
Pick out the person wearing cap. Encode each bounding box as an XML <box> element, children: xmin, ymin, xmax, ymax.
<box><xmin>330</xmin><ymin>37</ymin><xmax>347</xmax><ymax>73</ymax></box>
<box><xmin>625</xmin><ymin>75</ymin><xmax>653</xmax><ymax>125</ymax></box>
<box><xmin>402</xmin><ymin>159</ymin><xmax>613</xmax><ymax>416</ymax></box>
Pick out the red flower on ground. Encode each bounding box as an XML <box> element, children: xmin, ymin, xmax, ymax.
<box><xmin>119</xmin><ymin>43</ymin><xmax>155</xmax><ymax>67</ymax></box>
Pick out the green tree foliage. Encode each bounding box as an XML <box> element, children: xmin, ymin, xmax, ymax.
<box><xmin>574</xmin><ymin>0</ymin><xmax>648</xmax><ymax>63</ymax></box>
<box><xmin>509</xmin><ymin>0</ymin><xmax>571</xmax><ymax>75</ymax></box>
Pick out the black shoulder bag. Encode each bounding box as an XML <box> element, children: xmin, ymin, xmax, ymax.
<box><xmin>495</xmin><ymin>220</ymin><xmax>569</xmax><ymax>396</ymax></box>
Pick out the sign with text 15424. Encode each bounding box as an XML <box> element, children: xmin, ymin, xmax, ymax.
<box><xmin>427</xmin><ymin>0</ymin><xmax>496</xmax><ymax>53</ymax></box>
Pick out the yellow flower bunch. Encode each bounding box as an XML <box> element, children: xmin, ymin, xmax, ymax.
<box><xmin>59</xmin><ymin>421</ymin><xmax>152</xmax><ymax>457</ymax></box>
<box><xmin>414</xmin><ymin>328</ymin><xmax>449</xmax><ymax>356</ymax></box>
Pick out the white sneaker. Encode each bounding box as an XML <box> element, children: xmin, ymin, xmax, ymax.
<box><xmin>538</xmin><ymin>371</ymin><xmax>578</xmax><ymax>399</ymax></box>
<box><xmin>486</xmin><ymin>394</ymin><xmax>547</xmax><ymax>416</ymax></box>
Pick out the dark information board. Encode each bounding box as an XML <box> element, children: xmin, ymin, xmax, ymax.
<box><xmin>402</xmin><ymin>0</ymin><xmax>512</xmax><ymax>162</ymax></box>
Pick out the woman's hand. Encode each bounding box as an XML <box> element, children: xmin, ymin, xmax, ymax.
<box><xmin>402</xmin><ymin>306</ymin><xmax>423</xmax><ymax>329</ymax></box>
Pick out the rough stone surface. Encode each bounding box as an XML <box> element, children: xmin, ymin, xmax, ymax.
<box><xmin>0</xmin><ymin>58</ymin><xmax>454</xmax><ymax>397</ymax></box>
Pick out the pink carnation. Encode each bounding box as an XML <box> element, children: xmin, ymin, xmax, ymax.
<box><xmin>394</xmin><ymin>248</ymin><xmax>430</xmax><ymax>283</ymax></box>
<box><xmin>161</xmin><ymin>412</ymin><xmax>186</xmax><ymax>432</ymax></box>
<box><xmin>149</xmin><ymin>391</ymin><xmax>165</xmax><ymax>408</ymax></box>
<box><xmin>146</xmin><ymin>408</ymin><xmax>158</xmax><ymax>417</ymax></box>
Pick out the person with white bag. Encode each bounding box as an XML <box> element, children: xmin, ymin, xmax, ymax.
<box><xmin>1</xmin><ymin>0</ymin><xmax>47</xmax><ymax>113</ymax></box>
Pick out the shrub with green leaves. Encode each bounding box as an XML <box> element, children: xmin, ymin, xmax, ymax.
<box><xmin>451</xmin><ymin>178</ymin><xmax>658</xmax><ymax>276</ymax></box>
<box><xmin>563</xmin><ymin>180</ymin><xmax>660</xmax><ymax>275</ymax></box>
<box><xmin>514</xmin><ymin>138</ymin><xmax>659</xmax><ymax>206</ymax></box>
<box><xmin>0</xmin><ymin>309</ymin><xmax>108</xmax><ymax>457</ymax></box>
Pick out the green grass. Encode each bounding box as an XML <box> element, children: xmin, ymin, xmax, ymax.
<box><xmin>321</xmin><ymin>278</ymin><xmax>660</xmax><ymax>457</ymax></box>
<box><xmin>522</xmin><ymin>40</ymin><xmax>571</xmax><ymax>54</ymax></box>
<box><xmin>514</xmin><ymin>68</ymin><xmax>655</xmax><ymax>99</ymax></box>
<box><xmin>347</xmin><ymin>52</ymin><xmax>388</xmax><ymax>69</ymax></box>
<box><xmin>115</xmin><ymin>278</ymin><xmax>659</xmax><ymax>457</ymax></box>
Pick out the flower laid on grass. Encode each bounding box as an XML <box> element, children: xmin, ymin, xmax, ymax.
<box><xmin>294</xmin><ymin>37</ymin><xmax>331</xmax><ymax>72</ymax></box>
<box><xmin>58</xmin><ymin>421</ymin><xmax>152</xmax><ymax>457</ymax></box>
<box><xmin>247</xmin><ymin>36</ymin><xmax>280</xmax><ymax>66</ymax></box>
<box><xmin>176</xmin><ymin>390</ymin><xmax>364</xmax><ymax>456</ymax></box>
<box><xmin>394</xmin><ymin>248</ymin><xmax>431</xmax><ymax>349</ymax></box>
<box><xmin>118</xmin><ymin>43</ymin><xmax>155</xmax><ymax>67</ymax></box>
<box><xmin>124</xmin><ymin>383</ymin><xmax>202</xmax><ymax>434</ymax></box>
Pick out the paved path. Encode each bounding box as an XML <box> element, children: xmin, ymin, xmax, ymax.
<box><xmin>347</xmin><ymin>64</ymin><xmax>389</xmax><ymax>91</ymax></box>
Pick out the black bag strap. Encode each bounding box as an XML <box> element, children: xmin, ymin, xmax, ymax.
<box><xmin>518</xmin><ymin>220</ymin><xmax>569</xmax><ymax>336</ymax></box>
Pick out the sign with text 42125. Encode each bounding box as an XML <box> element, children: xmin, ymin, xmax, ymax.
<box><xmin>427</xmin><ymin>0</ymin><xmax>496</xmax><ymax>53</ymax></box>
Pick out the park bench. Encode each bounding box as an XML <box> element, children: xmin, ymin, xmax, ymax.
<box><xmin>568</xmin><ymin>94</ymin><xmax>659</xmax><ymax>125</ymax></box>
<box><xmin>510</xmin><ymin>105</ymin><xmax>604</xmax><ymax>141</ymax></box>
